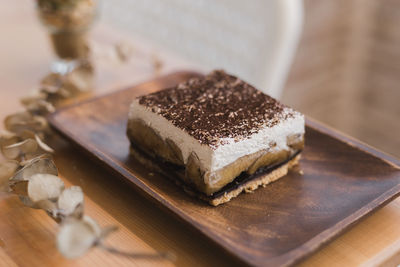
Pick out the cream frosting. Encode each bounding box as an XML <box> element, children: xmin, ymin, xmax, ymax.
<box><xmin>129</xmin><ymin>99</ymin><xmax>305</xmax><ymax>175</ymax></box>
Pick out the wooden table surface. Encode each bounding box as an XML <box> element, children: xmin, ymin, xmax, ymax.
<box><xmin>1</xmin><ymin>2</ymin><xmax>400</xmax><ymax>266</ymax></box>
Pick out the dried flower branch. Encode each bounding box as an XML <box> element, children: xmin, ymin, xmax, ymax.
<box><xmin>1</xmin><ymin>58</ymin><xmax>171</xmax><ymax>262</ymax></box>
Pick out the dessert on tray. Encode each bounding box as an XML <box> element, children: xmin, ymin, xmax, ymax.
<box><xmin>127</xmin><ymin>70</ymin><xmax>305</xmax><ymax>206</ymax></box>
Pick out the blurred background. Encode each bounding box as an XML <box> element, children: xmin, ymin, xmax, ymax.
<box><xmin>1</xmin><ymin>0</ymin><xmax>399</xmax><ymax>158</ymax></box>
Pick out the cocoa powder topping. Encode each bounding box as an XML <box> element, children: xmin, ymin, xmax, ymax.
<box><xmin>138</xmin><ymin>70</ymin><xmax>296</xmax><ymax>148</ymax></box>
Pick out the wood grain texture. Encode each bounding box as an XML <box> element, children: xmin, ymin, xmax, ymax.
<box><xmin>48</xmin><ymin>72</ymin><xmax>400</xmax><ymax>267</ymax></box>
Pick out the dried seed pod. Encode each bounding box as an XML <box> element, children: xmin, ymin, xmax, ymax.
<box><xmin>24</xmin><ymin>99</ymin><xmax>56</xmax><ymax>115</ymax></box>
<box><xmin>41</xmin><ymin>85</ymin><xmax>71</xmax><ymax>98</ymax></box>
<box><xmin>18</xmin><ymin>153</ymin><xmax>52</xmax><ymax>166</ymax></box>
<box><xmin>15</xmin><ymin>192</ymin><xmax>57</xmax><ymax>211</ymax></box>
<box><xmin>30</xmin><ymin>116</ymin><xmax>49</xmax><ymax>133</ymax></box>
<box><xmin>11</xmin><ymin>155</ymin><xmax>57</xmax><ymax>181</ymax></box>
<box><xmin>18</xmin><ymin>129</ymin><xmax>35</xmax><ymax>140</ymax></box>
<box><xmin>57</xmin><ymin>186</ymin><xmax>84</xmax><ymax>217</ymax></box>
<box><xmin>0</xmin><ymin>129</ymin><xmax>19</xmax><ymax>146</ymax></box>
<box><xmin>27</xmin><ymin>173</ymin><xmax>64</xmax><ymax>202</ymax></box>
<box><xmin>9</xmin><ymin>180</ymin><xmax>28</xmax><ymax>195</ymax></box>
<box><xmin>0</xmin><ymin>160</ymin><xmax>19</xmax><ymax>190</ymax></box>
<box><xmin>12</xmin><ymin>174</ymin><xmax>59</xmax><ymax>211</ymax></box>
<box><xmin>57</xmin><ymin>216</ymin><xmax>100</xmax><ymax>259</ymax></box>
<box><xmin>2</xmin><ymin>139</ymin><xmax>38</xmax><ymax>159</ymax></box>
<box><xmin>4</xmin><ymin>112</ymin><xmax>33</xmax><ymax>133</ymax></box>
<box><xmin>65</xmin><ymin>68</ymin><xmax>93</xmax><ymax>93</ymax></box>
<box><xmin>17</xmin><ymin>130</ymin><xmax>53</xmax><ymax>154</ymax></box>
<box><xmin>2</xmin><ymin>144</ymin><xmax>20</xmax><ymax>159</ymax></box>
<box><xmin>4</xmin><ymin>112</ymin><xmax>48</xmax><ymax>134</ymax></box>
<box><xmin>41</xmin><ymin>73</ymin><xmax>63</xmax><ymax>88</ymax></box>
<box><xmin>20</xmin><ymin>91</ymin><xmax>47</xmax><ymax>106</ymax></box>
<box><xmin>34</xmin><ymin>134</ymin><xmax>54</xmax><ymax>153</ymax></box>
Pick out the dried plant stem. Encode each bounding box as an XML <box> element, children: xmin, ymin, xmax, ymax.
<box><xmin>0</xmin><ymin>34</ymin><xmax>168</xmax><ymax>261</ymax></box>
<box><xmin>97</xmin><ymin>243</ymin><xmax>175</xmax><ymax>261</ymax></box>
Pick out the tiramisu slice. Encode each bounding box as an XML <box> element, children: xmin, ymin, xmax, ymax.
<box><xmin>127</xmin><ymin>70</ymin><xmax>305</xmax><ymax>205</ymax></box>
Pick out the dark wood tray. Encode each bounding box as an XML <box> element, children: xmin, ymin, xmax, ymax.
<box><xmin>48</xmin><ymin>72</ymin><xmax>400</xmax><ymax>267</ymax></box>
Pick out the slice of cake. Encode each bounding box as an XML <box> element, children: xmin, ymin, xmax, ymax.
<box><xmin>127</xmin><ymin>70</ymin><xmax>305</xmax><ymax>205</ymax></box>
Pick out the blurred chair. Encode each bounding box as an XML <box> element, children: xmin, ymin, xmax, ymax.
<box><xmin>102</xmin><ymin>0</ymin><xmax>303</xmax><ymax>98</ymax></box>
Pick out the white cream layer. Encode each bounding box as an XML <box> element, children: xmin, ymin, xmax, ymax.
<box><xmin>129</xmin><ymin>99</ymin><xmax>305</xmax><ymax>175</ymax></box>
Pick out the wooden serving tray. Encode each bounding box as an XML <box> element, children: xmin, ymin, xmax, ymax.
<box><xmin>48</xmin><ymin>72</ymin><xmax>400</xmax><ymax>267</ymax></box>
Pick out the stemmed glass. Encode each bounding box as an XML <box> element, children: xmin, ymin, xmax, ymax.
<box><xmin>36</xmin><ymin>0</ymin><xmax>99</xmax><ymax>74</ymax></box>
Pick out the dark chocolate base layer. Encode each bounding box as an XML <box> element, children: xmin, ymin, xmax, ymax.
<box><xmin>208</xmin><ymin>150</ymin><xmax>301</xmax><ymax>200</ymax></box>
<box><xmin>129</xmin><ymin>142</ymin><xmax>301</xmax><ymax>204</ymax></box>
